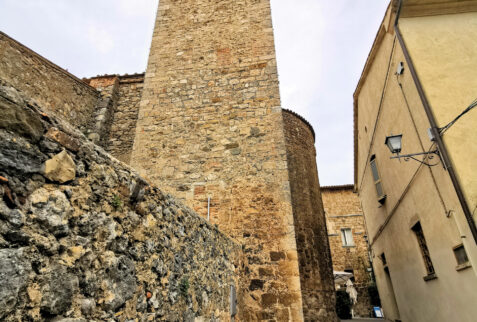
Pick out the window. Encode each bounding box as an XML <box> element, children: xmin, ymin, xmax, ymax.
<box><xmin>453</xmin><ymin>244</ymin><xmax>470</xmax><ymax>271</ymax></box>
<box><xmin>341</xmin><ymin>228</ymin><xmax>355</xmax><ymax>247</ymax></box>
<box><xmin>380</xmin><ymin>253</ymin><xmax>387</xmax><ymax>266</ymax></box>
<box><xmin>370</xmin><ymin>155</ymin><xmax>386</xmax><ymax>203</ymax></box>
<box><xmin>412</xmin><ymin>222</ymin><xmax>435</xmax><ymax>278</ymax></box>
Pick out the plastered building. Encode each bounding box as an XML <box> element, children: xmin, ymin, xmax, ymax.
<box><xmin>0</xmin><ymin>0</ymin><xmax>337</xmax><ymax>320</ymax></box>
<box><xmin>354</xmin><ymin>0</ymin><xmax>477</xmax><ymax>321</ymax></box>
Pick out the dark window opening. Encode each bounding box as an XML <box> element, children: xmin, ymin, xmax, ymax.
<box><xmin>412</xmin><ymin>222</ymin><xmax>435</xmax><ymax>277</ymax></box>
<box><xmin>380</xmin><ymin>253</ymin><xmax>387</xmax><ymax>266</ymax></box>
<box><xmin>453</xmin><ymin>244</ymin><xmax>469</xmax><ymax>266</ymax></box>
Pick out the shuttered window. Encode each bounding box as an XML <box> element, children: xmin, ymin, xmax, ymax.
<box><xmin>370</xmin><ymin>155</ymin><xmax>386</xmax><ymax>202</ymax></box>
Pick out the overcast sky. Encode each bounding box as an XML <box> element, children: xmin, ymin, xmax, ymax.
<box><xmin>0</xmin><ymin>0</ymin><xmax>388</xmax><ymax>186</ymax></box>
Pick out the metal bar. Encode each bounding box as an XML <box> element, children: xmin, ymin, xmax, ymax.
<box><xmin>390</xmin><ymin>150</ymin><xmax>438</xmax><ymax>159</ymax></box>
<box><xmin>394</xmin><ymin>0</ymin><xmax>477</xmax><ymax>244</ymax></box>
<box><xmin>207</xmin><ymin>197</ymin><xmax>210</xmax><ymax>221</ymax></box>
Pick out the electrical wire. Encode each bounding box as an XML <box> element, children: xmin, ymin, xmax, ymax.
<box><xmin>439</xmin><ymin>98</ymin><xmax>477</xmax><ymax>135</ymax></box>
<box><xmin>394</xmin><ymin>74</ymin><xmax>441</xmax><ymax>167</ymax></box>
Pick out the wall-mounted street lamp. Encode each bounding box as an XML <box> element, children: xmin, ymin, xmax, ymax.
<box><xmin>384</xmin><ymin>133</ymin><xmax>441</xmax><ymax>166</ymax></box>
<box><xmin>384</xmin><ymin>134</ymin><xmax>402</xmax><ymax>154</ymax></box>
<box><xmin>385</xmin><ymin>96</ymin><xmax>476</xmax><ymax>167</ymax></box>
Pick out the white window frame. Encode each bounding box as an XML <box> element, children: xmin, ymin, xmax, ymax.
<box><xmin>341</xmin><ymin>228</ymin><xmax>355</xmax><ymax>247</ymax></box>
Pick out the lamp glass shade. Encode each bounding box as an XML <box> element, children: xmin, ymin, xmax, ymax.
<box><xmin>385</xmin><ymin>134</ymin><xmax>402</xmax><ymax>154</ymax></box>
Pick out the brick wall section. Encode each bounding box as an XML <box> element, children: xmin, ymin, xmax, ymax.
<box><xmin>130</xmin><ymin>0</ymin><xmax>306</xmax><ymax>319</ymax></box>
<box><xmin>282</xmin><ymin>110</ymin><xmax>337</xmax><ymax>321</ymax></box>
<box><xmin>0</xmin><ymin>32</ymin><xmax>99</xmax><ymax>132</ymax></box>
<box><xmin>322</xmin><ymin>186</ymin><xmax>373</xmax><ymax>317</ymax></box>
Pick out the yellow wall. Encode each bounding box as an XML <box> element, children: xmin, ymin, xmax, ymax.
<box><xmin>355</xmin><ymin>5</ymin><xmax>477</xmax><ymax>322</ymax></box>
<box><xmin>400</xmin><ymin>12</ymin><xmax>477</xmax><ymax>223</ymax></box>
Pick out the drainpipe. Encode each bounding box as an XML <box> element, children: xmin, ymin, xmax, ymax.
<box><xmin>394</xmin><ymin>0</ymin><xmax>477</xmax><ymax>244</ymax></box>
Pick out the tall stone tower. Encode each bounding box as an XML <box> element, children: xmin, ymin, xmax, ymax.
<box><xmin>131</xmin><ymin>0</ymin><xmax>336</xmax><ymax>320</ymax></box>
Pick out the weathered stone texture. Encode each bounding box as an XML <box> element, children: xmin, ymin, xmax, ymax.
<box><xmin>0</xmin><ymin>1</ymin><xmax>339</xmax><ymax>319</ymax></box>
<box><xmin>110</xmin><ymin>75</ymin><xmax>144</xmax><ymax>164</ymax></box>
<box><xmin>86</xmin><ymin>74</ymin><xmax>144</xmax><ymax>164</ymax></box>
<box><xmin>282</xmin><ymin>110</ymin><xmax>338</xmax><ymax>321</ymax></box>
<box><xmin>0</xmin><ymin>83</ymin><xmax>241</xmax><ymax>321</ymax></box>
<box><xmin>0</xmin><ymin>32</ymin><xmax>99</xmax><ymax>132</ymax></box>
<box><xmin>0</xmin><ymin>248</ymin><xmax>31</xmax><ymax>319</ymax></box>
<box><xmin>130</xmin><ymin>0</ymin><xmax>309</xmax><ymax>320</ymax></box>
<box><xmin>85</xmin><ymin>76</ymin><xmax>120</xmax><ymax>146</ymax></box>
<box><xmin>322</xmin><ymin>186</ymin><xmax>374</xmax><ymax>317</ymax></box>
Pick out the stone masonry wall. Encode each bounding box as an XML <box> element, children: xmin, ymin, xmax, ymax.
<box><xmin>87</xmin><ymin>74</ymin><xmax>144</xmax><ymax>164</ymax></box>
<box><xmin>322</xmin><ymin>186</ymin><xmax>374</xmax><ymax>317</ymax></box>
<box><xmin>0</xmin><ymin>82</ymin><xmax>242</xmax><ymax>321</ymax></box>
<box><xmin>107</xmin><ymin>75</ymin><xmax>144</xmax><ymax>164</ymax></box>
<box><xmin>282</xmin><ymin>110</ymin><xmax>337</xmax><ymax>321</ymax></box>
<box><xmin>131</xmin><ymin>0</ymin><xmax>305</xmax><ymax>320</ymax></box>
<box><xmin>86</xmin><ymin>76</ymin><xmax>120</xmax><ymax>147</ymax></box>
<box><xmin>0</xmin><ymin>32</ymin><xmax>99</xmax><ymax>132</ymax></box>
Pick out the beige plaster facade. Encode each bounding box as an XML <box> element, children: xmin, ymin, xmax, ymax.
<box><xmin>354</xmin><ymin>1</ymin><xmax>477</xmax><ymax>321</ymax></box>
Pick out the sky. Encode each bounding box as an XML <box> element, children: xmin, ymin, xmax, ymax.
<box><xmin>0</xmin><ymin>0</ymin><xmax>389</xmax><ymax>186</ymax></box>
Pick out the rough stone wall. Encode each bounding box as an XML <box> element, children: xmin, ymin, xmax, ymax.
<box><xmin>131</xmin><ymin>0</ymin><xmax>306</xmax><ymax>320</ymax></box>
<box><xmin>322</xmin><ymin>186</ymin><xmax>373</xmax><ymax>317</ymax></box>
<box><xmin>0</xmin><ymin>32</ymin><xmax>99</xmax><ymax>132</ymax></box>
<box><xmin>87</xmin><ymin>74</ymin><xmax>144</xmax><ymax>164</ymax></box>
<box><xmin>0</xmin><ymin>82</ymin><xmax>242</xmax><ymax>321</ymax></box>
<box><xmin>108</xmin><ymin>75</ymin><xmax>144</xmax><ymax>164</ymax></box>
<box><xmin>86</xmin><ymin>76</ymin><xmax>120</xmax><ymax>147</ymax></box>
<box><xmin>282</xmin><ymin>110</ymin><xmax>338</xmax><ymax>321</ymax></box>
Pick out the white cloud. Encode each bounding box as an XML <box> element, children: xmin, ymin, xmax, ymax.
<box><xmin>271</xmin><ymin>0</ymin><xmax>388</xmax><ymax>185</ymax></box>
<box><xmin>271</xmin><ymin>0</ymin><xmax>326</xmax><ymax>118</ymax></box>
<box><xmin>87</xmin><ymin>25</ymin><xmax>115</xmax><ymax>54</ymax></box>
<box><xmin>119</xmin><ymin>0</ymin><xmax>159</xmax><ymax>17</ymax></box>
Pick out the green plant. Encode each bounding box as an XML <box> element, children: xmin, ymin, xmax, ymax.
<box><xmin>335</xmin><ymin>290</ymin><xmax>352</xmax><ymax>319</ymax></box>
<box><xmin>110</xmin><ymin>194</ymin><xmax>122</xmax><ymax>211</ymax></box>
<box><xmin>179</xmin><ymin>277</ymin><xmax>189</xmax><ymax>298</ymax></box>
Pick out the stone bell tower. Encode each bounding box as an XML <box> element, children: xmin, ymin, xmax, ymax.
<box><xmin>131</xmin><ymin>0</ymin><xmax>337</xmax><ymax>320</ymax></box>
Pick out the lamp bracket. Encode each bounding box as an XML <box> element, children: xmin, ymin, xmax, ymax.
<box><xmin>390</xmin><ymin>150</ymin><xmax>441</xmax><ymax>166</ymax></box>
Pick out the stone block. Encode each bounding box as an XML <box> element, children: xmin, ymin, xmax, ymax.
<box><xmin>261</xmin><ymin>293</ymin><xmax>278</xmax><ymax>307</ymax></box>
<box><xmin>45</xmin><ymin>128</ymin><xmax>81</xmax><ymax>152</ymax></box>
<box><xmin>0</xmin><ymin>248</ymin><xmax>31</xmax><ymax>319</ymax></box>
<box><xmin>270</xmin><ymin>251</ymin><xmax>286</xmax><ymax>261</ymax></box>
<box><xmin>43</xmin><ymin>150</ymin><xmax>76</xmax><ymax>183</ymax></box>
<box><xmin>249</xmin><ymin>279</ymin><xmax>265</xmax><ymax>291</ymax></box>
<box><xmin>0</xmin><ymin>95</ymin><xmax>44</xmax><ymax>142</ymax></box>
